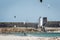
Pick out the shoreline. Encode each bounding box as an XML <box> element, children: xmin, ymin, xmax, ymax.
<box><xmin>0</xmin><ymin>35</ymin><xmax>60</xmax><ymax>40</ymax></box>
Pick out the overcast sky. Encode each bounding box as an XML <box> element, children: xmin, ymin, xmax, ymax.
<box><xmin>0</xmin><ymin>0</ymin><xmax>60</xmax><ymax>22</ymax></box>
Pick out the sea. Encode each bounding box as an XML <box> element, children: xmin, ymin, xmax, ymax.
<box><xmin>0</xmin><ymin>32</ymin><xmax>60</xmax><ymax>37</ymax></box>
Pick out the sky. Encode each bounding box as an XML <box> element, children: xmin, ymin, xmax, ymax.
<box><xmin>0</xmin><ymin>0</ymin><xmax>60</xmax><ymax>22</ymax></box>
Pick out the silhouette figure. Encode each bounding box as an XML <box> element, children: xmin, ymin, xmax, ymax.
<box><xmin>24</xmin><ymin>32</ymin><xmax>27</xmax><ymax>36</ymax></box>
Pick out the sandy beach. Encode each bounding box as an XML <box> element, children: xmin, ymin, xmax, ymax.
<box><xmin>0</xmin><ymin>35</ymin><xmax>60</xmax><ymax>40</ymax></box>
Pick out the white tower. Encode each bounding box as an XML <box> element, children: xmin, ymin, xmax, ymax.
<box><xmin>38</xmin><ymin>17</ymin><xmax>43</xmax><ymax>27</ymax></box>
<box><xmin>23</xmin><ymin>21</ymin><xmax>25</xmax><ymax>25</ymax></box>
<box><xmin>40</xmin><ymin>17</ymin><xmax>43</xmax><ymax>26</ymax></box>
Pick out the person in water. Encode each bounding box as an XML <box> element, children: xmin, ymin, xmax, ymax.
<box><xmin>24</xmin><ymin>32</ymin><xmax>27</xmax><ymax>36</ymax></box>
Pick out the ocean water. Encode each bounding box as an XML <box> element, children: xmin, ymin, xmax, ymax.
<box><xmin>1</xmin><ymin>32</ymin><xmax>60</xmax><ymax>37</ymax></box>
<box><xmin>27</xmin><ymin>32</ymin><xmax>60</xmax><ymax>37</ymax></box>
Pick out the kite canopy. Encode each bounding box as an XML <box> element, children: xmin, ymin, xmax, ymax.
<box><xmin>14</xmin><ymin>16</ymin><xmax>16</xmax><ymax>18</ymax></box>
<box><xmin>40</xmin><ymin>0</ymin><xmax>42</xmax><ymax>3</ymax></box>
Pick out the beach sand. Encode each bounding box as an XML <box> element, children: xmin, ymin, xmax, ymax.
<box><xmin>0</xmin><ymin>35</ymin><xmax>60</xmax><ymax>40</ymax></box>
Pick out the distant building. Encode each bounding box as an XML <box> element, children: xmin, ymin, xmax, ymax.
<box><xmin>38</xmin><ymin>17</ymin><xmax>43</xmax><ymax>28</ymax></box>
<box><xmin>42</xmin><ymin>17</ymin><xmax>60</xmax><ymax>27</ymax></box>
<box><xmin>38</xmin><ymin>17</ymin><xmax>60</xmax><ymax>27</ymax></box>
<box><xmin>44</xmin><ymin>21</ymin><xmax>60</xmax><ymax>27</ymax></box>
<box><xmin>43</xmin><ymin>17</ymin><xmax>47</xmax><ymax>26</ymax></box>
<box><xmin>0</xmin><ymin>22</ymin><xmax>38</xmax><ymax>28</ymax></box>
<box><xmin>0</xmin><ymin>17</ymin><xmax>60</xmax><ymax>28</ymax></box>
